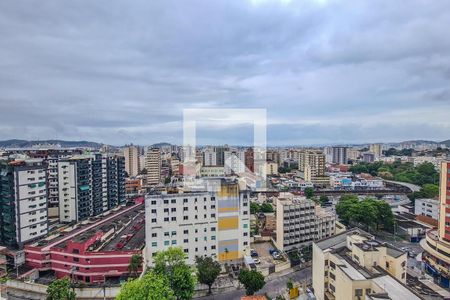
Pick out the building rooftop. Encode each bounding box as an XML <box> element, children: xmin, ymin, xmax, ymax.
<box><xmin>315</xmin><ymin>228</ymin><xmax>372</xmax><ymax>251</ymax></box>
<box><xmin>28</xmin><ymin>203</ymin><xmax>145</xmax><ymax>252</ymax></box>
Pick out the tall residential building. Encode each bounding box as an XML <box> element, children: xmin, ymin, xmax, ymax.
<box><xmin>58</xmin><ymin>154</ymin><xmax>125</xmax><ymax>223</ymax></box>
<box><xmin>0</xmin><ymin>158</ymin><xmax>48</xmax><ymax>249</ymax></box>
<box><xmin>275</xmin><ymin>193</ymin><xmax>335</xmax><ymax>251</ymax></box>
<box><xmin>145</xmin><ymin>179</ymin><xmax>250</xmax><ymax>265</ymax></box>
<box><xmin>124</xmin><ymin>145</ymin><xmax>140</xmax><ymax>177</ymax></box>
<box><xmin>224</xmin><ymin>150</ymin><xmax>246</xmax><ymax>175</ymax></box>
<box><xmin>331</xmin><ymin>146</ymin><xmax>348</xmax><ymax>164</ymax></box>
<box><xmin>203</xmin><ymin>149</ymin><xmax>217</xmax><ymax>166</ymax></box>
<box><xmin>369</xmin><ymin>143</ymin><xmax>382</xmax><ymax>159</ymax></box>
<box><xmin>421</xmin><ymin>161</ymin><xmax>450</xmax><ymax>287</ymax></box>
<box><xmin>25</xmin><ymin>148</ymin><xmax>83</xmax><ymax>217</ymax></box>
<box><xmin>214</xmin><ymin>146</ymin><xmax>228</xmax><ymax>167</ymax></box>
<box><xmin>245</xmin><ymin>148</ymin><xmax>254</xmax><ymax>172</ymax></box>
<box><xmin>146</xmin><ymin>148</ymin><xmax>161</xmax><ymax>186</ymax></box>
<box><xmin>266</xmin><ymin>150</ymin><xmax>281</xmax><ymax>165</ymax></box>
<box><xmin>313</xmin><ymin>229</ymin><xmax>415</xmax><ymax>300</ymax></box>
<box><xmin>298</xmin><ymin>150</ymin><xmax>326</xmax><ymax>177</ymax></box>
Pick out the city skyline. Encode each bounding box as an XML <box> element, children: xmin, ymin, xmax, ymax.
<box><xmin>1</xmin><ymin>0</ymin><xmax>450</xmax><ymax>145</ymax></box>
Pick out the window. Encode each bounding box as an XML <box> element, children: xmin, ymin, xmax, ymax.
<box><xmin>329</xmin><ymin>261</ymin><xmax>336</xmax><ymax>269</ymax></box>
<box><xmin>152</xmin><ymin>242</ymin><xmax>157</xmax><ymax>247</ymax></box>
<box><xmin>243</xmin><ymin>224</ymin><xmax>248</xmax><ymax>229</ymax></box>
<box><xmin>211</xmin><ymin>236</ymin><xmax>216</xmax><ymax>240</ymax></box>
<box><xmin>211</xmin><ymin>227</ymin><xmax>216</xmax><ymax>231</ymax></box>
<box><xmin>184</xmin><ymin>239</ymin><xmax>189</xmax><ymax>243</ymax></box>
<box><xmin>211</xmin><ymin>245</ymin><xmax>216</xmax><ymax>250</ymax></box>
<box><xmin>164</xmin><ymin>241</ymin><xmax>170</xmax><ymax>246</ymax></box>
<box><xmin>183</xmin><ymin>216</ymin><xmax>189</xmax><ymax>220</ymax></box>
<box><xmin>151</xmin><ymin>209</ymin><xmax>156</xmax><ymax>213</ymax></box>
<box><xmin>171</xmin><ymin>231</ymin><xmax>177</xmax><ymax>236</ymax></box>
<box><xmin>355</xmin><ymin>289</ymin><xmax>362</xmax><ymax>297</ymax></box>
<box><xmin>386</xmin><ymin>262</ymin><xmax>390</xmax><ymax>268</ymax></box>
<box><xmin>73</xmin><ymin>257</ymin><xmax>79</xmax><ymax>262</ymax></box>
<box><xmin>151</xmin><ymin>200</ymin><xmax>157</xmax><ymax>205</ymax></box>
<box><xmin>243</xmin><ymin>241</ymin><xmax>248</xmax><ymax>246</ymax></box>
<box><xmin>152</xmin><ymin>233</ymin><xmax>157</xmax><ymax>237</ymax></box>
<box><xmin>183</xmin><ymin>207</ymin><xmax>188</xmax><ymax>211</ymax></box>
<box><xmin>243</xmin><ymin>232</ymin><xmax>248</xmax><ymax>236</ymax></box>
<box><xmin>365</xmin><ymin>288</ymin><xmax>371</xmax><ymax>295</ymax></box>
<box><xmin>171</xmin><ymin>199</ymin><xmax>176</xmax><ymax>204</ymax></box>
<box><xmin>171</xmin><ymin>208</ymin><xmax>176</xmax><ymax>212</ymax></box>
<box><xmin>171</xmin><ymin>240</ymin><xmax>177</xmax><ymax>245</ymax></box>
<box><xmin>171</xmin><ymin>217</ymin><xmax>177</xmax><ymax>221</ymax></box>
<box><xmin>164</xmin><ymin>232</ymin><xmax>170</xmax><ymax>237</ymax></box>
<box><xmin>164</xmin><ymin>217</ymin><xmax>169</xmax><ymax>222</ymax></box>
<box><xmin>183</xmin><ymin>198</ymin><xmax>188</xmax><ymax>203</ymax></box>
<box><xmin>401</xmin><ymin>272</ymin><xmax>405</xmax><ymax>279</ymax></box>
<box><xmin>329</xmin><ymin>273</ymin><xmax>335</xmax><ymax>280</ymax></box>
<box><xmin>211</xmin><ymin>214</ymin><xmax>216</xmax><ymax>218</ymax></box>
<box><xmin>164</xmin><ymin>200</ymin><xmax>169</xmax><ymax>204</ymax></box>
<box><xmin>184</xmin><ymin>229</ymin><xmax>189</xmax><ymax>234</ymax></box>
<box><xmin>329</xmin><ymin>284</ymin><xmax>335</xmax><ymax>293</ymax></box>
<box><xmin>184</xmin><ymin>249</ymin><xmax>189</xmax><ymax>253</ymax></box>
<box><xmin>164</xmin><ymin>208</ymin><xmax>169</xmax><ymax>213</ymax></box>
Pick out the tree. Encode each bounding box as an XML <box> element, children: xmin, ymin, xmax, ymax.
<box><xmin>318</xmin><ymin>195</ymin><xmax>329</xmax><ymax>206</ymax></box>
<box><xmin>286</xmin><ymin>278</ymin><xmax>294</xmax><ymax>290</ymax></box>
<box><xmin>153</xmin><ymin>247</ymin><xmax>196</xmax><ymax>300</ymax></box>
<box><xmin>195</xmin><ymin>256</ymin><xmax>221</xmax><ymax>295</ymax></box>
<box><xmin>260</xmin><ymin>203</ymin><xmax>274</xmax><ymax>213</ymax></box>
<box><xmin>128</xmin><ymin>254</ymin><xmax>143</xmax><ymax>278</ymax></box>
<box><xmin>116</xmin><ymin>272</ymin><xmax>175</xmax><ymax>300</ymax></box>
<box><xmin>375</xmin><ymin>201</ymin><xmax>395</xmax><ymax>232</ymax></box>
<box><xmin>304</xmin><ymin>187</ymin><xmax>314</xmax><ymax>199</ymax></box>
<box><xmin>46</xmin><ymin>277</ymin><xmax>76</xmax><ymax>300</ymax></box>
<box><xmin>238</xmin><ymin>269</ymin><xmax>266</xmax><ymax>296</ymax></box>
<box><xmin>250</xmin><ymin>202</ymin><xmax>260</xmax><ymax>214</ymax></box>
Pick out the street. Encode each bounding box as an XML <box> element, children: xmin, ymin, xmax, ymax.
<box><xmin>197</xmin><ymin>267</ymin><xmax>312</xmax><ymax>300</ymax></box>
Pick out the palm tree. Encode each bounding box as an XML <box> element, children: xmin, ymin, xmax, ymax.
<box><xmin>128</xmin><ymin>254</ymin><xmax>143</xmax><ymax>278</ymax></box>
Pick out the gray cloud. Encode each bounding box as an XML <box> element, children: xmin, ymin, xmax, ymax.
<box><xmin>0</xmin><ymin>0</ymin><xmax>450</xmax><ymax>145</ymax></box>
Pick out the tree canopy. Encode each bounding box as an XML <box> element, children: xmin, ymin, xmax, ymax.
<box><xmin>153</xmin><ymin>247</ymin><xmax>196</xmax><ymax>300</ymax></box>
<box><xmin>116</xmin><ymin>272</ymin><xmax>175</xmax><ymax>300</ymax></box>
<box><xmin>335</xmin><ymin>195</ymin><xmax>395</xmax><ymax>232</ymax></box>
<box><xmin>46</xmin><ymin>277</ymin><xmax>76</xmax><ymax>300</ymax></box>
<box><xmin>238</xmin><ymin>269</ymin><xmax>266</xmax><ymax>296</ymax></box>
<box><xmin>195</xmin><ymin>256</ymin><xmax>221</xmax><ymax>294</ymax></box>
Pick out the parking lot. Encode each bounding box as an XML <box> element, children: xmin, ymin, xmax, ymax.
<box><xmin>251</xmin><ymin>241</ymin><xmax>285</xmax><ymax>268</ymax></box>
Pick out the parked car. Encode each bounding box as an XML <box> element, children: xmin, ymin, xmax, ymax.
<box><xmin>253</xmin><ymin>258</ymin><xmax>261</xmax><ymax>264</ymax></box>
<box><xmin>251</xmin><ymin>250</ymin><xmax>259</xmax><ymax>257</ymax></box>
<box><xmin>272</xmin><ymin>251</ymin><xmax>281</xmax><ymax>260</ymax></box>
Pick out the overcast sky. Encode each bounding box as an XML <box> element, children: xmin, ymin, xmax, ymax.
<box><xmin>1</xmin><ymin>0</ymin><xmax>450</xmax><ymax>146</ymax></box>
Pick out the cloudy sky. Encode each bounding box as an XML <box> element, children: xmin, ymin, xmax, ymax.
<box><xmin>1</xmin><ymin>0</ymin><xmax>450</xmax><ymax>146</ymax></box>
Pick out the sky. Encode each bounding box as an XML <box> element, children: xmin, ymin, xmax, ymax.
<box><xmin>1</xmin><ymin>0</ymin><xmax>450</xmax><ymax>146</ymax></box>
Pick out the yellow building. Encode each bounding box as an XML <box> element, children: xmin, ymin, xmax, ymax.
<box><xmin>312</xmin><ymin>228</ymin><xmax>420</xmax><ymax>300</ymax></box>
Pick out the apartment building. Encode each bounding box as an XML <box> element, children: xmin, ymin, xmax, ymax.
<box><xmin>275</xmin><ymin>193</ymin><xmax>335</xmax><ymax>251</ymax></box>
<box><xmin>266</xmin><ymin>150</ymin><xmax>281</xmax><ymax>165</ymax></box>
<box><xmin>369</xmin><ymin>144</ymin><xmax>382</xmax><ymax>159</ymax></box>
<box><xmin>58</xmin><ymin>154</ymin><xmax>125</xmax><ymax>223</ymax></box>
<box><xmin>0</xmin><ymin>158</ymin><xmax>48</xmax><ymax>249</ymax></box>
<box><xmin>145</xmin><ymin>180</ymin><xmax>250</xmax><ymax>265</ymax></box>
<box><xmin>203</xmin><ymin>149</ymin><xmax>217</xmax><ymax>166</ymax></box>
<box><xmin>124</xmin><ymin>145</ymin><xmax>140</xmax><ymax>177</ymax></box>
<box><xmin>146</xmin><ymin>148</ymin><xmax>162</xmax><ymax>186</ymax></box>
<box><xmin>414</xmin><ymin>198</ymin><xmax>439</xmax><ymax>222</ymax></box>
<box><xmin>245</xmin><ymin>148</ymin><xmax>254</xmax><ymax>172</ymax></box>
<box><xmin>200</xmin><ymin>166</ymin><xmax>225</xmax><ymax>177</ymax></box>
<box><xmin>266</xmin><ymin>162</ymin><xmax>278</xmax><ymax>176</ymax></box>
<box><xmin>331</xmin><ymin>147</ymin><xmax>348</xmax><ymax>164</ymax></box>
<box><xmin>298</xmin><ymin>150</ymin><xmax>326</xmax><ymax>177</ymax></box>
<box><xmin>312</xmin><ymin>228</ymin><xmax>417</xmax><ymax>300</ymax></box>
<box><xmin>224</xmin><ymin>150</ymin><xmax>246</xmax><ymax>175</ymax></box>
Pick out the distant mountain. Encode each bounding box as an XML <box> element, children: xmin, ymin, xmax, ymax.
<box><xmin>0</xmin><ymin>139</ymin><xmax>104</xmax><ymax>149</ymax></box>
<box><xmin>440</xmin><ymin>140</ymin><xmax>450</xmax><ymax>147</ymax></box>
<box><xmin>151</xmin><ymin>142</ymin><xmax>172</xmax><ymax>148</ymax></box>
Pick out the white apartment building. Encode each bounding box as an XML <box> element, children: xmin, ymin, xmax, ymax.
<box><xmin>145</xmin><ymin>180</ymin><xmax>250</xmax><ymax>265</ymax></box>
<box><xmin>0</xmin><ymin>158</ymin><xmax>48</xmax><ymax>249</ymax></box>
<box><xmin>415</xmin><ymin>198</ymin><xmax>439</xmax><ymax>221</ymax></box>
<box><xmin>124</xmin><ymin>145</ymin><xmax>140</xmax><ymax>177</ymax></box>
<box><xmin>203</xmin><ymin>149</ymin><xmax>217</xmax><ymax>166</ymax></box>
<box><xmin>275</xmin><ymin>193</ymin><xmax>335</xmax><ymax>251</ymax></box>
<box><xmin>146</xmin><ymin>148</ymin><xmax>162</xmax><ymax>186</ymax></box>
<box><xmin>224</xmin><ymin>150</ymin><xmax>246</xmax><ymax>175</ymax></box>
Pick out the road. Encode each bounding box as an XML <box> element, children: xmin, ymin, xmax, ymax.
<box><xmin>197</xmin><ymin>267</ymin><xmax>311</xmax><ymax>300</ymax></box>
<box><xmin>383</xmin><ymin>180</ymin><xmax>421</xmax><ymax>192</ymax></box>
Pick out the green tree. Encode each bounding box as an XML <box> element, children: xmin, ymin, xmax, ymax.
<box><xmin>335</xmin><ymin>195</ymin><xmax>359</xmax><ymax>225</ymax></box>
<box><xmin>250</xmin><ymin>202</ymin><xmax>261</xmax><ymax>214</ymax></box>
<box><xmin>304</xmin><ymin>187</ymin><xmax>314</xmax><ymax>199</ymax></box>
<box><xmin>260</xmin><ymin>203</ymin><xmax>274</xmax><ymax>213</ymax></box>
<box><xmin>153</xmin><ymin>247</ymin><xmax>196</xmax><ymax>300</ymax></box>
<box><xmin>238</xmin><ymin>269</ymin><xmax>266</xmax><ymax>296</ymax></box>
<box><xmin>116</xmin><ymin>272</ymin><xmax>175</xmax><ymax>300</ymax></box>
<box><xmin>128</xmin><ymin>254</ymin><xmax>143</xmax><ymax>278</ymax></box>
<box><xmin>375</xmin><ymin>201</ymin><xmax>395</xmax><ymax>232</ymax></box>
<box><xmin>46</xmin><ymin>277</ymin><xmax>76</xmax><ymax>300</ymax></box>
<box><xmin>195</xmin><ymin>256</ymin><xmax>221</xmax><ymax>295</ymax></box>
<box><xmin>318</xmin><ymin>195</ymin><xmax>329</xmax><ymax>206</ymax></box>
<box><xmin>286</xmin><ymin>278</ymin><xmax>294</xmax><ymax>290</ymax></box>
